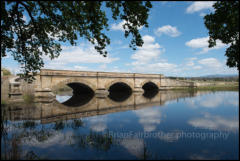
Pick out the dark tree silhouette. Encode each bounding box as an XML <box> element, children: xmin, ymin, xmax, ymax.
<box><xmin>1</xmin><ymin>1</ymin><xmax>152</xmax><ymax>80</ymax></box>
<box><xmin>204</xmin><ymin>1</ymin><xmax>239</xmax><ymax>70</ymax></box>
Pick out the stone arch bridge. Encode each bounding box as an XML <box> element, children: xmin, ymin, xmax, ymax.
<box><xmin>34</xmin><ymin>69</ymin><xmax>196</xmax><ymax>98</ymax></box>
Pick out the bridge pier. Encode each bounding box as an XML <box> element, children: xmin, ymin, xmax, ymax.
<box><xmin>34</xmin><ymin>88</ymin><xmax>55</xmax><ymax>99</ymax></box>
<box><xmin>133</xmin><ymin>87</ymin><xmax>144</xmax><ymax>93</ymax></box>
<box><xmin>95</xmin><ymin>88</ymin><xmax>109</xmax><ymax>98</ymax></box>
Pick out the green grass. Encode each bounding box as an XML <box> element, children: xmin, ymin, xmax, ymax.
<box><xmin>195</xmin><ymin>85</ymin><xmax>238</xmax><ymax>91</ymax></box>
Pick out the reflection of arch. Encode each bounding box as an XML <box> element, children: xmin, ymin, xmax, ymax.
<box><xmin>52</xmin><ymin>78</ymin><xmax>97</xmax><ymax>92</ymax></box>
<box><xmin>53</xmin><ymin>96</ymin><xmax>98</xmax><ymax>112</ymax></box>
<box><xmin>105</xmin><ymin>93</ymin><xmax>134</xmax><ymax>106</ymax></box>
<box><xmin>61</xmin><ymin>83</ymin><xmax>94</xmax><ymax>107</ymax></box>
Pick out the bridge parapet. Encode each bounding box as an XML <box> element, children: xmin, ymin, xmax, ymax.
<box><xmin>40</xmin><ymin>69</ymin><xmax>98</xmax><ymax>77</ymax></box>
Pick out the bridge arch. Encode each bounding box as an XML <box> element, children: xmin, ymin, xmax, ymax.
<box><xmin>105</xmin><ymin>79</ymin><xmax>133</xmax><ymax>91</ymax></box>
<box><xmin>142</xmin><ymin>81</ymin><xmax>159</xmax><ymax>90</ymax></box>
<box><xmin>140</xmin><ymin>80</ymin><xmax>159</xmax><ymax>89</ymax></box>
<box><xmin>52</xmin><ymin>78</ymin><xmax>97</xmax><ymax>93</ymax></box>
<box><xmin>106</xmin><ymin>80</ymin><xmax>133</xmax><ymax>102</ymax></box>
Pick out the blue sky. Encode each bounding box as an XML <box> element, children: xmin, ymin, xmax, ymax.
<box><xmin>2</xmin><ymin>1</ymin><xmax>238</xmax><ymax>77</ymax></box>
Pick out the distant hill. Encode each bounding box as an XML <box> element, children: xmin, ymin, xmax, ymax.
<box><xmin>182</xmin><ymin>74</ymin><xmax>239</xmax><ymax>82</ymax></box>
<box><xmin>199</xmin><ymin>74</ymin><xmax>239</xmax><ymax>78</ymax></box>
<box><xmin>168</xmin><ymin>74</ymin><xmax>239</xmax><ymax>81</ymax></box>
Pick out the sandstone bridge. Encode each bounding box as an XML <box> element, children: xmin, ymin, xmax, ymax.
<box><xmin>33</xmin><ymin>69</ymin><xmax>196</xmax><ymax>98</ymax></box>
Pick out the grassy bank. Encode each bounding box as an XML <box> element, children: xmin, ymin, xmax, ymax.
<box><xmin>195</xmin><ymin>85</ymin><xmax>238</xmax><ymax>91</ymax></box>
<box><xmin>169</xmin><ymin>84</ymin><xmax>238</xmax><ymax>91</ymax></box>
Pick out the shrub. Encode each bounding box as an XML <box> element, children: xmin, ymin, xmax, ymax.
<box><xmin>2</xmin><ymin>68</ymin><xmax>11</xmax><ymax>76</ymax></box>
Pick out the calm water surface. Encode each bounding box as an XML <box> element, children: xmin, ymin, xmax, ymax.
<box><xmin>1</xmin><ymin>90</ymin><xmax>239</xmax><ymax>160</ymax></box>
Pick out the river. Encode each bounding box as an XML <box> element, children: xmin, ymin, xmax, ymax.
<box><xmin>1</xmin><ymin>90</ymin><xmax>239</xmax><ymax>160</ymax></box>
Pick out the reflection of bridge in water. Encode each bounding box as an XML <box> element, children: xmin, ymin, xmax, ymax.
<box><xmin>4</xmin><ymin>90</ymin><xmax>210</xmax><ymax>124</ymax></box>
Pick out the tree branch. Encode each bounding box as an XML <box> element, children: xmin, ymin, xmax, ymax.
<box><xmin>18</xmin><ymin>1</ymin><xmax>37</xmax><ymax>29</ymax></box>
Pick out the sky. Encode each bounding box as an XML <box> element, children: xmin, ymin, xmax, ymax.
<box><xmin>2</xmin><ymin>1</ymin><xmax>238</xmax><ymax>77</ymax></box>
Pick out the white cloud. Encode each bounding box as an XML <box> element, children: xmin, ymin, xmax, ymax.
<box><xmin>44</xmin><ymin>61</ymin><xmax>70</xmax><ymax>70</ymax></box>
<box><xmin>43</xmin><ymin>43</ymin><xmax>119</xmax><ymax>70</ymax></box>
<box><xmin>188</xmin><ymin>113</ymin><xmax>239</xmax><ymax>132</ymax></box>
<box><xmin>198</xmin><ymin>58</ymin><xmax>222</xmax><ymax>68</ymax></box>
<box><xmin>111</xmin><ymin>20</ymin><xmax>143</xmax><ymax>32</ymax></box>
<box><xmin>148</xmin><ymin>63</ymin><xmax>177</xmax><ymax>72</ymax></box>
<box><xmin>155</xmin><ymin>25</ymin><xmax>181</xmax><ymax>37</ymax></box>
<box><xmin>131</xmin><ymin>35</ymin><xmax>165</xmax><ymax>64</ymax></box>
<box><xmin>185</xmin><ymin>57</ymin><xmax>197</xmax><ymax>67</ymax></box>
<box><xmin>98</xmin><ymin>64</ymin><xmax>107</xmax><ymax>70</ymax></box>
<box><xmin>120</xmin><ymin>139</ymin><xmax>144</xmax><ymax>159</ymax></box>
<box><xmin>129</xmin><ymin>35</ymin><xmax>181</xmax><ymax>74</ymax></box>
<box><xmin>200</xmin><ymin>95</ymin><xmax>223</xmax><ymax>108</ymax></box>
<box><xmin>142</xmin><ymin>35</ymin><xmax>155</xmax><ymax>44</ymax></box>
<box><xmin>186</xmin><ymin>61</ymin><xmax>194</xmax><ymax>66</ymax></box>
<box><xmin>131</xmin><ymin>62</ymin><xmax>178</xmax><ymax>74</ymax></box>
<box><xmin>134</xmin><ymin>107</ymin><xmax>162</xmax><ymax>132</ymax></box>
<box><xmin>186</xmin><ymin>92</ymin><xmax>239</xmax><ymax>109</ymax></box>
<box><xmin>185</xmin><ymin>36</ymin><xmax>226</xmax><ymax>54</ymax></box>
<box><xmin>88</xmin><ymin>115</ymin><xmax>107</xmax><ymax>132</ymax></box>
<box><xmin>192</xmin><ymin>65</ymin><xmax>202</xmax><ymax>70</ymax></box>
<box><xmin>188</xmin><ymin>57</ymin><xmax>237</xmax><ymax>75</ymax></box>
<box><xmin>185</xmin><ymin>37</ymin><xmax>209</xmax><ymax>48</ymax></box>
<box><xmin>113</xmin><ymin>40</ymin><xmax>123</xmax><ymax>45</ymax></box>
<box><xmin>186</xmin><ymin>1</ymin><xmax>215</xmax><ymax>14</ymax></box>
<box><xmin>22</xmin><ymin>130</ymin><xmax>73</xmax><ymax>148</ymax></box>
<box><xmin>111</xmin><ymin>20</ymin><xmax>126</xmax><ymax>31</ymax></box>
<box><xmin>74</xmin><ymin>65</ymin><xmax>89</xmax><ymax>71</ymax></box>
<box><xmin>157</xmin><ymin>130</ymin><xmax>180</xmax><ymax>142</ymax></box>
<box><xmin>57</xmin><ymin>46</ymin><xmax>118</xmax><ymax>63</ymax></box>
<box><xmin>199</xmin><ymin>12</ymin><xmax>206</xmax><ymax>17</ymax></box>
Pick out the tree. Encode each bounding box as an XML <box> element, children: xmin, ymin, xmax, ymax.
<box><xmin>1</xmin><ymin>1</ymin><xmax>152</xmax><ymax>81</ymax></box>
<box><xmin>204</xmin><ymin>1</ymin><xmax>239</xmax><ymax>70</ymax></box>
<box><xmin>2</xmin><ymin>67</ymin><xmax>11</xmax><ymax>76</ymax></box>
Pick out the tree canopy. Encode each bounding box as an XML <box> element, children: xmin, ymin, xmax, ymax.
<box><xmin>1</xmin><ymin>67</ymin><xmax>11</xmax><ymax>76</ymax></box>
<box><xmin>1</xmin><ymin>1</ymin><xmax>152</xmax><ymax>80</ymax></box>
<box><xmin>204</xmin><ymin>1</ymin><xmax>239</xmax><ymax>70</ymax></box>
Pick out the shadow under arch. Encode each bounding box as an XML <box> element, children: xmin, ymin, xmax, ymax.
<box><xmin>61</xmin><ymin>82</ymin><xmax>94</xmax><ymax>107</ymax></box>
<box><xmin>108</xmin><ymin>82</ymin><xmax>132</xmax><ymax>102</ymax></box>
<box><xmin>142</xmin><ymin>82</ymin><xmax>159</xmax><ymax>99</ymax></box>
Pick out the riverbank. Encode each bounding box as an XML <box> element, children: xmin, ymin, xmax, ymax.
<box><xmin>169</xmin><ymin>81</ymin><xmax>239</xmax><ymax>91</ymax></box>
